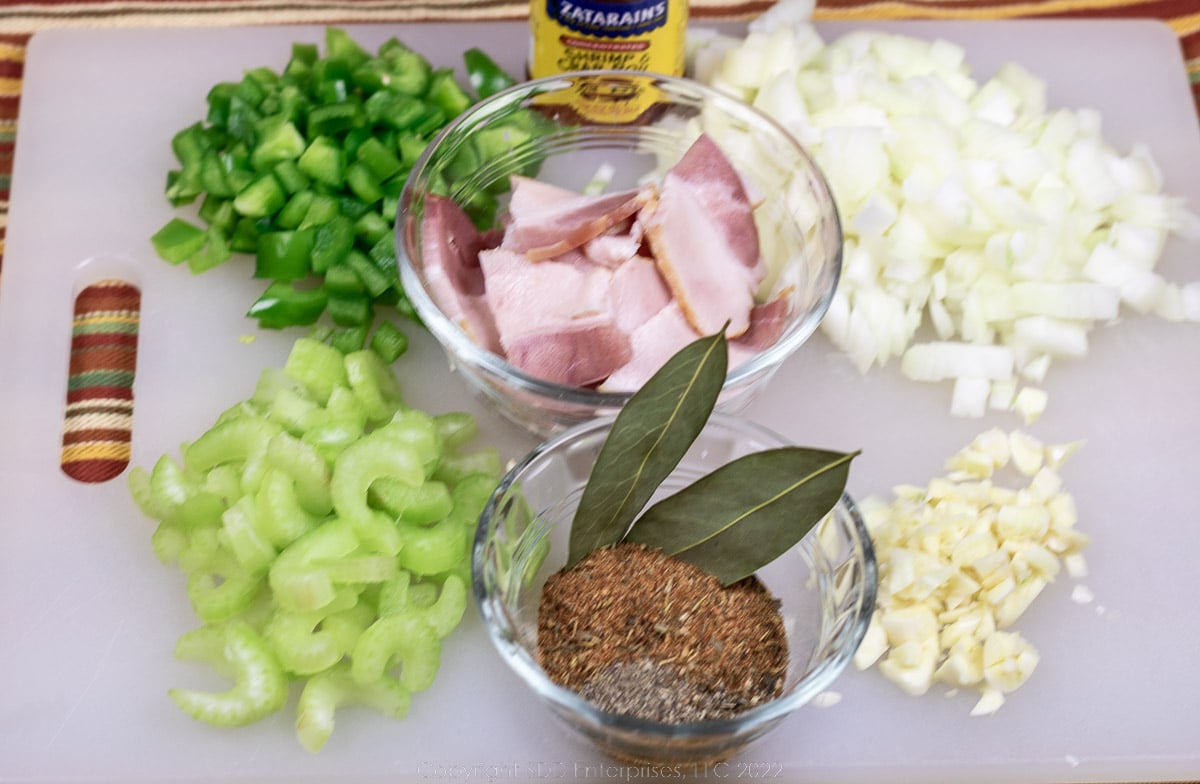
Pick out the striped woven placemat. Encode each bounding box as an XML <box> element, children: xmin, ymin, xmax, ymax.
<box><xmin>60</xmin><ymin>279</ymin><xmax>139</xmax><ymax>483</ymax></box>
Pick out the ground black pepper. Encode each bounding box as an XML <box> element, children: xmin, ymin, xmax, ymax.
<box><xmin>537</xmin><ymin>542</ymin><xmax>788</xmax><ymax>722</ymax></box>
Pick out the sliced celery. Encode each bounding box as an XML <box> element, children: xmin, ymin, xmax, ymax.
<box><xmin>128</xmin><ymin>334</ymin><xmax>500</xmax><ymax>748</ymax></box>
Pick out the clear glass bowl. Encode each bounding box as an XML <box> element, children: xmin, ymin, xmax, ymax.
<box><xmin>472</xmin><ymin>414</ymin><xmax>877</xmax><ymax>765</ymax></box>
<box><xmin>397</xmin><ymin>71</ymin><xmax>843</xmax><ymax>438</ymax></box>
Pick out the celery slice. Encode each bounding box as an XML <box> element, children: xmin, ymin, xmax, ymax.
<box><xmin>169</xmin><ymin>622</ymin><xmax>288</xmax><ymax>727</ymax></box>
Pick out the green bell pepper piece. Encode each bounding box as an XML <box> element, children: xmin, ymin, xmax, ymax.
<box><xmin>307</xmin><ymin>102</ymin><xmax>363</xmax><ymax>136</ymax></box>
<box><xmin>151</xmin><ymin>218</ymin><xmax>207</xmax><ymax>265</ymax></box>
<box><xmin>426</xmin><ymin>68</ymin><xmax>473</xmax><ymax>118</ymax></box>
<box><xmin>327</xmin><ymin>292</ymin><xmax>374</xmax><ymax>327</ymax></box>
<box><xmin>378</xmin><ymin>39</ymin><xmax>433</xmax><ymax>96</ymax></box>
<box><xmin>254</xmin><ymin>229</ymin><xmax>315</xmax><ymax>281</ymax></box>
<box><xmin>248</xmin><ymin>281</ymin><xmax>328</xmax><ymax>329</ymax></box>
<box><xmin>346</xmin><ymin>249</ymin><xmax>392</xmax><ymax>299</ymax></box>
<box><xmin>300</xmin><ymin>193</ymin><xmax>342</xmax><ymax>229</ymax></box>
<box><xmin>311</xmin><ymin>215</ymin><xmax>356</xmax><ymax>274</ymax></box>
<box><xmin>187</xmin><ymin>226</ymin><xmax>233</xmax><ymax>274</ymax></box>
<box><xmin>355</xmin><ymin>136</ymin><xmax>403</xmax><ymax>182</ymax></box>
<box><xmin>354</xmin><ymin>211</ymin><xmax>391</xmax><ymax>247</ymax></box>
<box><xmin>369</xmin><ymin>320</ymin><xmax>409</xmax><ymax>363</ymax></box>
<box><xmin>330</xmin><ymin>325</ymin><xmax>369</xmax><ymax>354</ymax></box>
<box><xmin>325</xmin><ymin>27</ymin><xmax>372</xmax><ymax>68</ymax></box>
<box><xmin>298</xmin><ymin>135</ymin><xmax>345</xmax><ymax>187</ymax></box>
<box><xmin>273</xmin><ymin>159</ymin><xmax>310</xmax><ymax>194</ymax></box>
<box><xmin>324</xmin><ymin>261</ymin><xmax>365</xmax><ymax>297</ymax></box>
<box><xmin>199</xmin><ymin>195</ymin><xmax>237</xmax><ymax>235</ymax></box>
<box><xmin>345</xmin><ymin>161</ymin><xmax>383</xmax><ymax>205</ymax></box>
<box><xmin>234</xmin><ymin>173</ymin><xmax>286</xmax><ymax>218</ymax></box>
<box><xmin>275</xmin><ymin>190</ymin><xmax>316</xmax><ymax>230</ymax></box>
<box><xmin>463</xmin><ymin>48</ymin><xmax>516</xmax><ymax>99</ymax></box>
<box><xmin>251</xmin><ymin>117</ymin><xmax>306</xmax><ymax>170</ymax></box>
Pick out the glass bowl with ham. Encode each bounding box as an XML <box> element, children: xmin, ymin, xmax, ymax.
<box><xmin>397</xmin><ymin>71</ymin><xmax>843</xmax><ymax>436</ymax></box>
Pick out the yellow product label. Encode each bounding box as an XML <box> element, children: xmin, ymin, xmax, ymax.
<box><xmin>533</xmin><ymin>73</ymin><xmax>666</xmax><ymax>125</ymax></box>
<box><xmin>530</xmin><ymin>0</ymin><xmax>687</xmax><ymax>79</ymax></box>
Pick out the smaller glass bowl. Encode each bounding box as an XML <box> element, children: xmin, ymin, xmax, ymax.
<box><xmin>472</xmin><ymin>414</ymin><xmax>877</xmax><ymax>766</ymax></box>
<box><xmin>397</xmin><ymin>70</ymin><xmax>843</xmax><ymax>438</ymax></box>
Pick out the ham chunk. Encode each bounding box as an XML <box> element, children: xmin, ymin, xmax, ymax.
<box><xmin>668</xmin><ymin>133</ymin><xmax>765</xmax><ymax>284</ymax></box>
<box><xmin>506</xmin><ymin>320</ymin><xmax>632</xmax><ymax>387</ymax></box>
<box><xmin>502</xmin><ymin>176</ymin><xmax>650</xmax><ymax>262</ymax></box>
<box><xmin>728</xmin><ymin>291</ymin><xmax>794</xmax><ymax>368</ymax></box>
<box><xmin>478</xmin><ymin>247</ymin><xmax>611</xmax><ymax>344</ymax></box>
<box><xmin>736</xmin><ymin>291</ymin><xmax>792</xmax><ymax>351</ymax></box>
<box><xmin>420</xmin><ymin>194</ymin><xmax>502</xmax><ymax>352</ymax></box>
<box><xmin>477</xmin><ymin>247</ymin><xmax>630</xmax><ymax>385</ymax></box>
<box><xmin>601</xmin><ymin>303</ymin><xmax>699</xmax><ymax>393</ymax></box>
<box><xmin>643</xmin><ymin>171</ymin><xmax>756</xmax><ymax>338</ymax></box>
<box><xmin>609</xmin><ymin>255</ymin><xmax>671</xmax><ymax>334</ymax></box>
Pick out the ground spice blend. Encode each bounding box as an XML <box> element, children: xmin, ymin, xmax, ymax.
<box><xmin>529</xmin><ymin>0</ymin><xmax>687</xmax><ymax>79</ymax></box>
<box><xmin>537</xmin><ymin>542</ymin><xmax>788</xmax><ymax>722</ymax></box>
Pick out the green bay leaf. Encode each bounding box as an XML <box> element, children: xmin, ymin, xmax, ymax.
<box><xmin>624</xmin><ymin>447</ymin><xmax>860</xmax><ymax>586</ymax></box>
<box><xmin>566</xmin><ymin>329</ymin><xmax>728</xmax><ymax>568</ymax></box>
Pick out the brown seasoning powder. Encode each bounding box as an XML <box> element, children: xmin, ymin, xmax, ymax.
<box><xmin>537</xmin><ymin>542</ymin><xmax>788</xmax><ymax>722</ymax></box>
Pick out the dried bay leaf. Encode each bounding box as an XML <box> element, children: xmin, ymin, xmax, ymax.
<box><xmin>566</xmin><ymin>329</ymin><xmax>728</xmax><ymax>568</ymax></box>
<box><xmin>624</xmin><ymin>447</ymin><xmax>860</xmax><ymax>586</ymax></box>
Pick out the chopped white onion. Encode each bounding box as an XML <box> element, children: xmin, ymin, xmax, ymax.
<box><xmin>693</xmin><ymin>12</ymin><xmax>1199</xmax><ymax>416</ymax></box>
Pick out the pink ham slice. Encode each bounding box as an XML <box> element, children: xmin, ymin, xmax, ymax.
<box><xmin>609</xmin><ymin>255</ymin><xmax>671</xmax><ymax>334</ymax></box>
<box><xmin>667</xmin><ymin>134</ymin><xmax>765</xmax><ymax>285</ymax></box>
<box><xmin>506</xmin><ymin>320</ymin><xmax>632</xmax><ymax>387</ymax></box>
<box><xmin>502</xmin><ymin>176</ymin><xmax>650</xmax><ymax>262</ymax></box>
<box><xmin>643</xmin><ymin>171</ymin><xmax>756</xmax><ymax>338</ymax></box>
<box><xmin>736</xmin><ymin>290</ymin><xmax>792</xmax><ymax>350</ymax></box>
<box><xmin>419</xmin><ymin>194</ymin><xmax>502</xmax><ymax>352</ymax></box>
<box><xmin>477</xmin><ymin>247</ymin><xmax>630</xmax><ymax>386</ymax></box>
<box><xmin>728</xmin><ymin>290</ymin><xmax>793</xmax><ymax>368</ymax></box>
<box><xmin>600</xmin><ymin>303</ymin><xmax>700</xmax><ymax>393</ymax></box>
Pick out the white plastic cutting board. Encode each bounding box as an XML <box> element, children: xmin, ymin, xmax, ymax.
<box><xmin>1</xmin><ymin>18</ymin><xmax>1198</xmax><ymax>784</ymax></box>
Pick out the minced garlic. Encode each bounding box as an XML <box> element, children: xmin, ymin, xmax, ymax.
<box><xmin>854</xmin><ymin>428</ymin><xmax>1089</xmax><ymax>715</ymax></box>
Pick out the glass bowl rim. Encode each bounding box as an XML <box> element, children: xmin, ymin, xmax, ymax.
<box><xmin>397</xmin><ymin>69</ymin><xmax>844</xmax><ymax>411</ymax></box>
<box><xmin>471</xmin><ymin>412</ymin><xmax>878</xmax><ymax>738</ymax></box>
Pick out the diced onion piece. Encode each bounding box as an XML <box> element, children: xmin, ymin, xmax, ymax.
<box><xmin>1182</xmin><ymin>282</ymin><xmax>1200</xmax><ymax>322</ymax></box>
<box><xmin>1011</xmin><ymin>316</ymin><xmax>1089</xmax><ymax>359</ymax></box>
<box><xmin>1010</xmin><ymin>282</ymin><xmax>1119</xmax><ymax>321</ymax></box>
<box><xmin>901</xmin><ymin>342</ymin><xmax>1014</xmax><ymax>382</ymax></box>
<box><xmin>951</xmin><ymin>377</ymin><xmax>990</xmax><ymax>418</ymax></box>
<box><xmin>989</xmin><ymin>378</ymin><xmax>1017</xmax><ymax>411</ymax></box>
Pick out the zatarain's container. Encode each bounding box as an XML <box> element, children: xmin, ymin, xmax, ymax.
<box><xmin>529</xmin><ymin>0</ymin><xmax>687</xmax><ymax>79</ymax></box>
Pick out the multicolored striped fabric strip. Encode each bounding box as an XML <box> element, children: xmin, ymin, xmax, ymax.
<box><xmin>0</xmin><ymin>0</ymin><xmax>1196</xmax><ymax>274</ymax></box>
<box><xmin>60</xmin><ymin>280</ymin><xmax>140</xmax><ymax>483</ymax></box>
